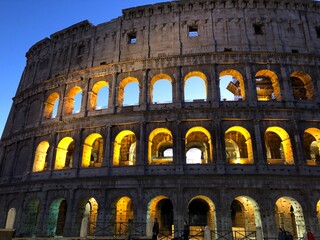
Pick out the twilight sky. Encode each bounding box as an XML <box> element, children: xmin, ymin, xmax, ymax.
<box><xmin>0</xmin><ymin>0</ymin><xmax>171</xmax><ymax>137</ymax></box>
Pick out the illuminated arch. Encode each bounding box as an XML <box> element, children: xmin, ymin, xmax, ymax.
<box><xmin>275</xmin><ymin>197</ymin><xmax>306</xmax><ymax>239</ymax></box>
<box><xmin>82</xmin><ymin>133</ymin><xmax>104</xmax><ymax>168</ymax></box>
<box><xmin>81</xmin><ymin>197</ymin><xmax>98</xmax><ymax>236</ymax></box>
<box><xmin>55</xmin><ymin>137</ymin><xmax>74</xmax><ymax>169</ymax></box>
<box><xmin>32</xmin><ymin>141</ymin><xmax>50</xmax><ymax>172</ymax></box>
<box><xmin>148</xmin><ymin>128</ymin><xmax>173</xmax><ymax>164</ymax></box>
<box><xmin>43</xmin><ymin>92</ymin><xmax>59</xmax><ymax>119</ymax></box>
<box><xmin>46</xmin><ymin>198</ymin><xmax>67</xmax><ymax>237</ymax></box>
<box><xmin>113</xmin><ymin>130</ymin><xmax>136</xmax><ymax>166</ymax></box>
<box><xmin>255</xmin><ymin>70</ymin><xmax>281</xmax><ymax>101</ymax></box>
<box><xmin>113</xmin><ymin>196</ymin><xmax>134</xmax><ymax>236</ymax></box>
<box><xmin>304</xmin><ymin>128</ymin><xmax>320</xmax><ymax>165</ymax></box>
<box><xmin>118</xmin><ymin>77</ymin><xmax>139</xmax><ymax>106</ymax></box>
<box><xmin>185</xmin><ymin>126</ymin><xmax>212</xmax><ymax>164</ymax></box>
<box><xmin>291</xmin><ymin>71</ymin><xmax>314</xmax><ymax>100</ymax></box>
<box><xmin>147</xmin><ymin>195</ymin><xmax>174</xmax><ymax>235</ymax></box>
<box><xmin>231</xmin><ymin>196</ymin><xmax>263</xmax><ymax>237</ymax></box>
<box><xmin>150</xmin><ymin>74</ymin><xmax>173</xmax><ymax>104</ymax></box>
<box><xmin>188</xmin><ymin>195</ymin><xmax>216</xmax><ymax>233</ymax></box>
<box><xmin>317</xmin><ymin>200</ymin><xmax>320</xmax><ymax>228</ymax></box>
<box><xmin>63</xmin><ymin>86</ymin><xmax>82</xmax><ymax>115</ymax></box>
<box><xmin>220</xmin><ymin>69</ymin><xmax>245</xmax><ymax>101</ymax></box>
<box><xmin>184</xmin><ymin>71</ymin><xmax>207</xmax><ymax>101</ymax></box>
<box><xmin>89</xmin><ymin>81</ymin><xmax>109</xmax><ymax>110</ymax></box>
<box><xmin>5</xmin><ymin>208</ymin><xmax>16</xmax><ymax>229</ymax></box>
<box><xmin>225</xmin><ymin>126</ymin><xmax>253</xmax><ymax>164</ymax></box>
<box><xmin>265</xmin><ymin>127</ymin><xmax>294</xmax><ymax>165</ymax></box>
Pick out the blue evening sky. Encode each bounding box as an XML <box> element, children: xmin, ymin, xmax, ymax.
<box><xmin>0</xmin><ymin>0</ymin><xmax>171</xmax><ymax>137</ymax></box>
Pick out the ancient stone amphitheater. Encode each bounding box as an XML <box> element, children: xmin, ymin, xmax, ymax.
<box><xmin>0</xmin><ymin>0</ymin><xmax>320</xmax><ymax>239</ymax></box>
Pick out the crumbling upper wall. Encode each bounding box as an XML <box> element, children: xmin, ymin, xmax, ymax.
<box><xmin>18</xmin><ymin>0</ymin><xmax>320</xmax><ymax>94</ymax></box>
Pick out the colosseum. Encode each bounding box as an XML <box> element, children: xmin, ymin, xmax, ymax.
<box><xmin>0</xmin><ymin>0</ymin><xmax>320</xmax><ymax>239</ymax></box>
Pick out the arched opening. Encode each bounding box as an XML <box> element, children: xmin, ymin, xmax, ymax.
<box><xmin>82</xmin><ymin>133</ymin><xmax>104</xmax><ymax>168</ymax></box>
<box><xmin>231</xmin><ymin>196</ymin><xmax>263</xmax><ymax>238</ymax></box>
<box><xmin>32</xmin><ymin>141</ymin><xmax>50</xmax><ymax>172</ymax></box>
<box><xmin>113</xmin><ymin>196</ymin><xmax>134</xmax><ymax>236</ymax></box>
<box><xmin>64</xmin><ymin>86</ymin><xmax>82</xmax><ymax>115</ymax></box>
<box><xmin>54</xmin><ymin>137</ymin><xmax>74</xmax><ymax>170</ymax></box>
<box><xmin>225</xmin><ymin>126</ymin><xmax>253</xmax><ymax>164</ymax></box>
<box><xmin>265</xmin><ymin>127</ymin><xmax>294</xmax><ymax>165</ymax></box>
<box><xmin>255</xmin><ymin>70</ymin><xmax>281</xmax><ymax>101</ymax></box>
<box><xmin>188</xmin><ymin>196</ymin><xmax>216</xmax><ymax>238</ymax></box>
<box><xmin>113</xmin><ymin>130</ymin><xmax>136</xmax><ymax>166</ymax></box>
<box><xmin>90</xmin><ymin>81</ymin><xmax>109</xmax><ymax>110</ymax></box>
<box><xmin>219</xmin><ymin>70</ymin><xmax>245</xmax><ymax>101</ymax></box>
<box><xmin>184</xmin><ymin>72</ymin><xmax>207</xmax><ymax>102</ymax></box>
<box><xmin>148</xmin><ymin>128</ymin><xmax>173</xmax><ymax>164</ymax></box>
<box><xmin>291</xmin><ymin>71</ymin><xmax>314</xmax><ymax>101</ymax></box>
<box><xmin>150</xmin><ymin>74</ymin><xmax>173</xmax><ymax>104</ymax></box>
<box><xmin>46</xmin><ymin>198</ymin><xmax>67</xmax><ymax>237</ymax></box>
<box><xmin>5</xmin><ymin>208</ymin><xmax>16</xmax><ymax>229</ymax></box>
<box><xmin>82</xmin><ymin>197</ymin><xmax>98</xmax><ymax>236</ymax></box>
<box><xmin>185</xmin><ymin>126</ymin><xmax>212</xmax><ymax>164</ymax></box>
<box><xmin>118</xmin><ymin>77</ymin><xmax>139</xmax><ymax>106</ymax></box>
<box><xmin>303</xmin><ymin>128</ymin><xmax>320</xmax><ymax>165</ymax></box>
<box><xmin>43</xmin><ymin>92</ymin><xmax>59</xmax><ymax>119</ymax></box>
<box><xmin>147</xmin><ymin>196</ymin><xmax>174</xmax><ymax>237</ymax></box>
<box><xmin>20</xmin><ymin>199</ymin><xmax>40</xmax><ymax>237</ymax></box>
<box><xmin>275</xmin><ymin>197</ymin><xmax>306</xmax><ymax>239</ymax></box>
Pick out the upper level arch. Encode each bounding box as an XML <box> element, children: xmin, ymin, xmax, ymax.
<box><xmin>150</xmin><ymin>74</ymin><xmax>173</xmax><ymax>104</ymax></box>
<box><xmin>89</xmin><ymin>80</ymin><xmax>109</xmax><ymax>110</ymax></box>
<box><xmin>113</xmin><ymin>130</ymin><xmax>136</xmax><ymax>166</ymax></box>
<box><xmin>148</xmin><ymin>128</ymin><xmax>173</xmax><ymax>165</ymax></box>
<box><xmin>219</xmin><ymin>69</ymin><xmax>245</xmax><ymax>101</ymax></box>
<box><xmin>291</xmin><ymin>71</ymin><xmax>314</xmax><ymax>101</ymax></box>
<box><xmin>64</xmin><ymin>86</ymin><xmax>82</xmax><ymax>115</ymax></box>
<box><xmin>255</xmin><ymin>70</ymin><xmax>281</xmax><ymax>101</ymax></box>
<box><xmin>43</xmin><ymin>92</ymin><xmax>59</xmax><ymax>119</ymax></box>
<box><xmin>118</xmin><ymin>77</ymin><xmax>139</xmax><ymax>106</ymax></box>
<box><xmin>304</xmin><ymin>128</ymin><xmax>320</xmax><ymax>165</ymax></box>
<box><xmin>183</xmin><ymin>71</ymin><xmax>207</xmax><ymax>102</ymax></box>
<box><xmin>54</xmin><ymin>137</ymin><xmax>74</xmax><ymax>170</ymax></box>
<box><xmin>265</xmin><ymin>127</ymin><xmax>294</xmax><ymax>165</ymax></box>
<box><xmin>225</xmin><ymin>126</ymin><xmax>253</xmax><ymax>164</ymax></box>
<box><xmin>185</xmin><ymin>126</ymin><xmax>212</xmax><ymax>164</ymax></box>
<box><xmin>32</xmin><ymin>141</ymin><xmax>50</xmax><ymax>172</ymax></box>
<box><xmin>82</xmin><ymin>133</ymin><xmax>104</xmax><ymax>168</ymax></box>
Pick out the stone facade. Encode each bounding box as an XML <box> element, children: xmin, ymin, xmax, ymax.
<box><xmin>0</xmin><ymin>0</ymin><xmax>320</xmax><ymax>239</ymax></box>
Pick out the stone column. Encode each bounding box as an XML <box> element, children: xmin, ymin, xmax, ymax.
<box><xmin>64</xmin><ymin>188</ymin><xmax>77</xmax><ymax>237</ymax></box>
<box><xmin>260</xmin><ymin>200</ymin><xmax>277</xmax><ymax>240</ymax></box>
<box><xmin>173</xmin><ymin>66</ymin><xmax>183</xmax><ymax>107</ymax></box>
<box><xmin>279</xmin><ymin>65</ymin><xmax>293</xmax><ymax>102</ymax></box>
<box><xmin>102</xmin><ymin>126</ymin><xmax>112</xmax><ymax>167</ymax></box>
<box><xmin>111</xmin><ymin>72</ymin><xmax>118</xmax><ymax>113</ymax></box>
<box><xmin>253</xmin><ymin>120</ymin><xmax>265</xmax><ymax>167</ymax></box>
<box><xmin>291</xmin><ymin>120</ymin><xmax>305</xmax><ymax>167</ymax></box>
<box><xmin>245</xmin><ymin>64</ymin><xmax>257</xmax><ymax>106</ymax></box>
<box><xmin>36</xmin><ymin>190</ymin><xmax>49</xmax><ymax>236</ymax></box>
<box><xmin>139</xmin><ymin>69</ymin><xmax>149</xmax><ymax>110</ymax></box>
<box><xmin>137</xmin><ymin>122</ymin><xmax>146</xmax><ymax>166</ymax></box>
<box><xmin>214</xmin><ymin>119</ymin><xmax>225</xmax><ymax>173</ymax></box>
<box><xmin>73</xmin><ymin>129</ymin><xmax>84</xmax><ymax>171</ymax></box>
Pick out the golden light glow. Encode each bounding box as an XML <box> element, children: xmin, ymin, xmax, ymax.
<box><xmin>220</xmin><ymin>69</ymin><xmax>245</xmax><ymax>100</ymax></box>
<box><xmin>55</xmin><ymin>137</ymin><xmax>74</xmax><ymax>169</ymax></box>
<box><xmin>265</xmin><ymin>126</ymin><xmax>294</xmax><ymax>164</ymax></box>
<box><xmin>82</xmin><ymin>133</ymin><xmax>103</xmax><ymax>167</ymax></box>
<box><xmin>185</xmin><ymin>126</ymin><xmax>213</xmax><ymax>163</ymax></box>
<box><xmin>115</xmin><ymin>196</ymin><xmax>133</xmax><ymax>233</ymax></box>
<box><xmin>89</xmin><ymin>81</ymin><xmax>109</xmax><ymax>110</ymax></box>
<box><xmin>113</xmin><ymin>130</ymin><xmax>136</xmax><ymax>166</ymax></box>
<box><xmin>43</xmin><ymin>92</ymin><xmax>59</xmax><ymax>119</ymax></box>
<box><xmin>147</xmin><ymin>195</ymin><xmax>168</xmax><ymax>220</ymax></box>
<box><xmin>85</xmin><ymin>197</ymin><xmax>98</xmax><ymax>235</ymax></box>
<box><xmin>118</xmin><ymin>77</ymin><xmax>139</xmax><ymax>106</ymax></box>
<box><xmin>64</xmin><ymin>86</ymin><xmax>82</xmax><ymax>115</ymax></box>
<box><xmin>291</xmin><ymin>71</ymin><xmax>313</xmax><ymax>100</ymax></box>
<box><xmin>255</xmin><ymin>69</ymin><xmax>281</xmax><ymax>101</ymax></box>
<box><xmin>148</xmin><ymin>128</ymin><xmax>173</xmax><ymax>164</ymax></box>
<box><xmin>32</xmin><ymin>141</ymin><xmax>50</xmax><ymax>172</ymax></box>
<box><xmin>275</xmin><ymin>197</ymin><xmax>306</xmax><ymax>239</ymax></box>
<box><xmin>226</xmin><ymin>126</ymin><xmax>253</xmax><ymax>164</ymax></box>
